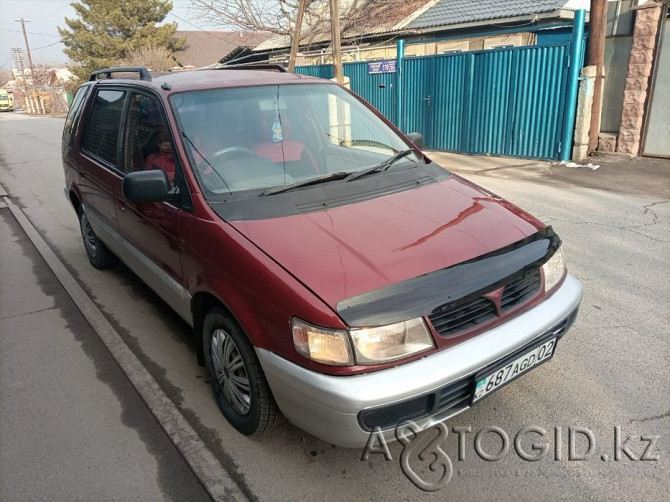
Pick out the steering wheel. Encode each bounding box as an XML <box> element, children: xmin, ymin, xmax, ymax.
<box><xmin>209</xmin><ymin>146</ymin><xmax>257</xmax><ymax>164</ymax></box>
<box><xmin>196</xmin><ymin>146</ymin><xmax>257</xmax><ymax>193</ymax></box>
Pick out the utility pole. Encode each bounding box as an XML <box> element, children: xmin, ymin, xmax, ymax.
<box><xmin>586</xmin><ymin>0</ymin><xmax>607</xmax><ymax>152</ymax></box>
<box><xmin>11</xmin><ymin>47</ymin><xmax>33</xmax><ymax>113</ymax></box>
<box><xmin>329</xmin><ymin>0</ymin><xmax>344</xmax><ymax>84</ymax></box>
<box><xmin>11</xmin><ymin>48</ymin><xmax>27</xmax><ymax>88</ymax></box>
<box><xmin>288</xmin><ymin>0</ymin><xmax>307</xmax><ymax>72</ymax></box>
<box><xmin>14</xmin><ymin>18</ymin><xmax>35</xmax><ymax>75</ymax></box>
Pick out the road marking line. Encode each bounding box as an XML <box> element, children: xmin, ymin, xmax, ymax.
<box><xmin>3</xmin><ymin>196</ymin><xmax>248</xmax><ymax>502</ymax></box>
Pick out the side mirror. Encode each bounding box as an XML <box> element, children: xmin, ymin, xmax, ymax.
<box><xmin>407</xmin><ymin>132</ymin><xmax>424</xmax><ymax>150</ymax></box>
<box><xmin>123</xmin><ymin>170</ymin><xmax>180</xmax><ymax>203</ymax></box>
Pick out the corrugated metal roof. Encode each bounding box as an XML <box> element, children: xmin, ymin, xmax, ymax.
<box><xmin>408</xmin><ymin>0</ymin><xmax>570</xmax><ymax>29</ymax></box>
<box><xmin>255</xmin><ymin>0</ymin><xmax>587</xmax><ymax>52</ymax></box>
<box><xmin>174</xmin><ymin>31</ymin><xmax>270</xmax><ymax>67</ymax></box>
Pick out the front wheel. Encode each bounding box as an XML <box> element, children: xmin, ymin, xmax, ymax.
<box><xmin>202</xmin><ymin>308</ymin><xmax>282</xmax><ymax>435</ymax></box>
<box><xmin>79</xmin><ymin>209</ymin><xmax>117</xmax><ymax>269</ymax></box>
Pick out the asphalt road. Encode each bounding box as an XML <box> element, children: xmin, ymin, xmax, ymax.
<box><xmin>0</xmin><ymin>204</ymin><xmax>211</xmax><ymax>501</ymax></box>
<box><xmin>0</xmin><ymin>113</ymin><xmax>668</xmax><ymax>501</ymax></box>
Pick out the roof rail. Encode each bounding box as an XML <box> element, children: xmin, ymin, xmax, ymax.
<box><xmin>216</xmin><ymin>63</ymin><xmax>288</xmax><ymax>73</ymax></box>
<box><xmin>89</xmin><ymin>67</ymin><xmax>152</xmax><ymax>81</ymax></box>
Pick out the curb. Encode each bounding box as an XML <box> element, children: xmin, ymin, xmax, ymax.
<box><xmin>2</xmin><ymin>196</ymin><xmax>248</xmax><ymax>502</ymax></box>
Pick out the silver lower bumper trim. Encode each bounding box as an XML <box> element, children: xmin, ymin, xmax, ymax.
<box><xmin>257</xmin><ymin>274</ymin><xmax>582</xmax><ymax>448</ymax></box>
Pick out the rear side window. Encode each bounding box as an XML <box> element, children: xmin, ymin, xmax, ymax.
<box><xmin>83</xmin><ymin>89</ymin><xmax>126</xmax><ymax>167</ymax></box>
<box><xmin>63</xmin><ymin>85</ymin><xmax>90</xmax><ymax>147</ymax></box>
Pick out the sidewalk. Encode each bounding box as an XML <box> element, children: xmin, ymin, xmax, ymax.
<box><xmin>427</xmin><ymin>150</ymin><xmax>670</xmax><ymax>199</ymax></box>
<box><xmin>0</xmin><ymin>200</ymin><xmax>210</xmax><ymax>501</ymax></box>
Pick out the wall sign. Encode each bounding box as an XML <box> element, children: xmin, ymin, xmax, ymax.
<box><xmin>367</xmin><ymin>60</ymin><xmax>396</xmax><ymax>74</ymax></box>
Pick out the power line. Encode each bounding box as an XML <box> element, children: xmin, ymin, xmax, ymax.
<box><xmin>0</xmin><ymin>27</ymin><xmax>61</xmax><ymax>38</ymax></box>
<box><xmin>32</xmin><ymin>41</ymin><xmax>63</xmax><ymax>51</ymax></box>
<box><xmin>0</xmin><ymin>53</ymin><xmax>13</xmax><ymax>69</ymax></box>
<box><xmin>168</xmin><ymin>12</ymin><xmax>230</xmax><ymax>41</ymax></box>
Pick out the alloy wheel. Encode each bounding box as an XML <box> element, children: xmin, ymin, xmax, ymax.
<box><xmin>81</xmin><ymin>213</ymin><xmax>97</xmax><ymax>256</ymax></box>
<box><xmin>210</xmin><ymin>328</ymin><xmax>252</xmax><ymax>415</ymax></box>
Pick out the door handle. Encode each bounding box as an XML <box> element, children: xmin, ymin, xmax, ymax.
<box><xmin>423</xmin><ymin>95</ymin><xmax>431</xmax><ymax>106</ymax></box>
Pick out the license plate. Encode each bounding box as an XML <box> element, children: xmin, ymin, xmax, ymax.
<box><xmin>473</xmin><ymin>338</ymin><xmax>557</xmax><ymax>402</ymax></box>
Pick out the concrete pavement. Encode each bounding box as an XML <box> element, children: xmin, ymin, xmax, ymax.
<box><xmin>1</xmin><ymin>112</ymin><xmax>668</xmax><ymax>501</ymax></box>
<box><xmin>0</xmin><ymin>200</ymin><xmax>211</xmax><ymax>501</ymax></box>
<box><xmin>427</xmin><ymin>150</ymin><xmax>670</xmax><ymax>199</ymax></box>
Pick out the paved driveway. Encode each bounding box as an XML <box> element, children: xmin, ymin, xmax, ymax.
<box><xmin>1</xmin><ymin>113</ymin><xmax>667</xmax><ymax>500</ymax></box>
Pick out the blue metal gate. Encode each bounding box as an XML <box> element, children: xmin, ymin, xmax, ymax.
<box><xmin>401</xmin><ymin>43</ymin><xmax>571</xmax><ymax>159</ymax></box>
<box><xmin>295</xmin><ymin>33</ymin><xmax>582</xmax><ymax>160</ymax></box>
<box><xmin>343</xmin><ymin>62</ymin><xmax>397</xmax><ymax>123</ymax></box>
<box><xmin>295</xmin><ymin>62</ymin><xmax>397</xmax><ymax>120</ymax></box>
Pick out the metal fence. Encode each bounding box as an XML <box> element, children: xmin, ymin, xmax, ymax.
<box><xmin>296</xmin><ymin>42</ymin><xmax>577</xmax><ymax>160</ymax></box>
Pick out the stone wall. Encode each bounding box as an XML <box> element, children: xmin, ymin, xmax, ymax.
<box><xmin>616</xmin><ymin>2</ymin><xmax>663</xmax><ymax>155</ymax></box>
<box><xmin>573</xmin><ymin>66</ymin><xmax>597</xmax><ymax>161</ymax></box>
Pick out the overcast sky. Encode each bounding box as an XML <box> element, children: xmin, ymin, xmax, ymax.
<box><xmin>0</xmin><ymin>0</ymin><xmax>219</xmax><ymax>69</ymax></box>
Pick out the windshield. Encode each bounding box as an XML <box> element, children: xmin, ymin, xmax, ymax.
<box><xmin>170</xmin><ymin>83</ymin><xmax>421</xmax><ymax>198</ymax></box>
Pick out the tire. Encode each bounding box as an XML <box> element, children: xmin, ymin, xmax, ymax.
<box><xmin>78</xmin><ymin>209</ymin><xmax>118</xmax><ymax>269</ymax></box>
<box><xmin>202</xmin><ymin>308</ymin><xmax>282</xmax><ymax>435</ymax></box>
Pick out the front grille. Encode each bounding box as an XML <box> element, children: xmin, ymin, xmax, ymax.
<box><xmin>428</xmin><ymin>268</ymin><xmax>542</xmax><ymax>337</ymax></box>
<box><xmin>501</xmin><ymin>269</ymin><xmax>542</xmax><ymax>313</ymax></box>
<box><xmin>357</xmin><ymin>378</ymin><xmax>473</xmax><ymax>432</ymax></box>
<box><xmin>436</xmin><ymin>378</ymin><xmax>471</xmax><ymax>411</ymax></box>
<box><xmin>428</xmin><ymin>296</ymin><xmax>497</xmax><ymax>336</ymax></box>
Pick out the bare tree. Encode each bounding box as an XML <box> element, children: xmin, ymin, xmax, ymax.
<box><xmin>298</xmin><ymin>0</ymin><xmax>426</xmax><ymax>44</ymax></box>
<box><xmin>118</xmin><ymin>44</ymin><xmax>177</xmax><ymax>71</ymax></box>
<box><xmin>26</xmin><ymin>64</ymin><xmax>54</xmax><ymax>90</ymax></box>
<box><xmin>190</xmin><ymin>0</ymin><xmax>422</xmax><ymax>55</ymax></box>
<box><xmin>23</xmin><ymin>64</ymin><xmax>70</xmax><ymax>114</ymax></box>
<box><xmin>191</xmin><ymin>0</ymin><xmax>314</xmax><ymax>37</ymax></box>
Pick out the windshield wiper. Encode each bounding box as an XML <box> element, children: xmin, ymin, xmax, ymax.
<box><xmin>261</xmin><ymin>171</ymin><xmax>350</xmax><ymax>196</ymax></box>
<box><xmin>345</xmin><ymin>149</ymin><xmax>415</xmax><ymax>182</ymax></box>
<box><xmin>181</xmin><ymin>131</ymin><xmax>233</xmax><ymax>195</ymax></box>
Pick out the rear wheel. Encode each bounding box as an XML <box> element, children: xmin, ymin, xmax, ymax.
<box><xmin>79</xmin><ymin>209</ymin><xmax>117</xmax><ymax>269</ymax></box>
<box><xmin>202</xmin><ymin>308</ymin><xmax>282</xmax><ymax>435</ymax></box>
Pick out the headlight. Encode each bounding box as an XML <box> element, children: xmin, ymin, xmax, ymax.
<box><xmin>350</xmin><ymin>318</ymin><xmax>435</xmax><ymax>364</ymax></box>
<box><xmin>542</xmin><ymin>246</ymin><xmax>566</xmax><ymax>293</ymax></box>
<box><xmin>292</xmin><ymin>317</ymin><xmax>435</xmax><ymax>366</ymax></box>
<box><xmin>292</xmin><ymin>318</ymin><xmax>353</xmax><ymax>366</ymax></box>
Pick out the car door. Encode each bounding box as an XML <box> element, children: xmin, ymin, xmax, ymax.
<box><xmin>115</xmin><ymin>90</ymin><xmax>191</xmax><ymax>322</ymax></box>
<box><xmin>78</xmin><ymin>87</ymin><xmax>127</xmax><ymax>234</ymax></box>
<box><xmin>62</xmin><ymin>83</ymin><xmax>91</xmax><ymax>195</ymax></box>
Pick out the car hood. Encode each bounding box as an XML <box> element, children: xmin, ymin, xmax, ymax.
<box><xmin>230</xmin><ymin>175</ymin><xmax>545</xmax><ymax>314</ymax></box>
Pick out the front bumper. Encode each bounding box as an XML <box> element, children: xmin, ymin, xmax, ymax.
<box><xmin>257</xmin><ymin>273</ymin><xmax>583</xmax><ymax>448</ymax></box>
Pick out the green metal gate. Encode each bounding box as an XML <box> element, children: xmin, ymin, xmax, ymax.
<box><xmin>295</xmin><ymin>62</ymin><xmax>396</xmax><ymax>121</ymax></box>
<box><xmin>401</xmin><ymin>43</ymin><xmax>571</xmax><ymax>160</ymax></box>
<box><xmin>294</xmin><ymin>11</ymin><xmax>585</xmax><ymax>161</ymax></box>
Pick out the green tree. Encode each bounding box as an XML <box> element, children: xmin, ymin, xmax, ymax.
<box><xmin>59</xmin><ymin>0</ymin><xmax>185</xmax><ymax>81</ymax></box>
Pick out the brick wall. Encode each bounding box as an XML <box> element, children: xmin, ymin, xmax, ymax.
<box><xmin>617</xmin><ymin>2</ymin><xmax>663</xmax><ymax>155</ymax></box>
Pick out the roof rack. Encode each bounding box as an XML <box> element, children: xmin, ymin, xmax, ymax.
<box><xmin>216</xmin><ymin>63</ymin><xmax>288</xmax><ymax>73</ymax></box>
<box><xmin>89</xmin><ymin>67</ymin><xmax>152</xmax><ymax>81</ymax></box>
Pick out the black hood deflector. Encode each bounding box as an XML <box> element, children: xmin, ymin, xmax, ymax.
<box><xmin>336</xmin><ymin>227</ymin><xmax>560</xmax><ymax>327</ymax></box>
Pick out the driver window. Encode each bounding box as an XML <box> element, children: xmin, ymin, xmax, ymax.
<box><xmin>123</xmin><ymin>93</ymin><xmax>179</xmax><ymax>186</ymax></box>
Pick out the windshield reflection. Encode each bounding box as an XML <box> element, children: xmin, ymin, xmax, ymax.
<box><xmin>170</xmin><ymin>84</ymin><xmax>419</xmax><ymax>197</ymax></box>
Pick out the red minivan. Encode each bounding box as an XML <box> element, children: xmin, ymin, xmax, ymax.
<box><xmin>62</xmin><ymin>66</ymin><xmax>582</xmax><ymax>447</ymax></box>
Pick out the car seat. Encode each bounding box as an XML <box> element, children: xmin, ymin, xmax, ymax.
<box><xmin>251</xmin><ymin>111</ymin><xmax>318</xmax><ymax>178</ymax></box>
